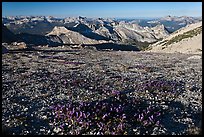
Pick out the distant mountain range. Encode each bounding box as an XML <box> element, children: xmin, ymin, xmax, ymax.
<box><xmin>3</xmin><ymin>15</ymin><xmax>201</xmax><ymax>35</ymax></box>
<box><xmin>117</xmin><ymin>15</ymin><xmax>202</xmax><ymax>33</ymax></box>
<box><xmin>2</xmin><ymin>15</ymin><xmax>202</xmax><ymax>51</ymax></box>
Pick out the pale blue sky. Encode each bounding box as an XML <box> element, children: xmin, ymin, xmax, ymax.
<box><xmin>2</xmin><ymin>2</ymin><xmax>202</xmax><ymax>18</ymax></box>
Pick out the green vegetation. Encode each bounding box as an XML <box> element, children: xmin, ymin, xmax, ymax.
<box><xmin>136</xmin><ymin>42</ymin><xmax>152</xmax><ymax>51</ymax></box>
<box><xmin>143</xmin><ymin>39</ymin><xmax>166</xmax><ymax>51</ymax></box>
<box><xmin>128</xmin><ymin>40</ymin><xmax>158</xmax><ymax>51</ymax></box>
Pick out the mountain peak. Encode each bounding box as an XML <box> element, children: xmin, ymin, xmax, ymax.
<box><xmin>47</xmin><ymin>26</ymin><xmax>70</xmax><ymax>36</ymax></box>
<box><xmin>79</xmin><ymin>16</ymin><xmax>86</xmax><ymax>20</ymax></box>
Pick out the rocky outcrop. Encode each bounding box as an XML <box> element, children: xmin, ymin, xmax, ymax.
<box><xmin>114</xmin><ymin>23</ymin><xmax>169</xmax><ymax>43</ymax></box>
<box><xmin>150</xmin><ymin>24</ymin><xmax>169</xmax><ymax>39</ymax></box>
<box><xmin>46</xmin><ymin>26</ymin><xmax>111</xmax><ymax>45</ymax></box>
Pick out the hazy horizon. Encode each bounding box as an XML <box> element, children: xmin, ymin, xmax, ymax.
<box><xmin>2</xmin><ymin>15</ymin><xmax>202</xmax><ymax>20</ymax></box>
<box><xmin>2</xmin><ymin>2</ymin><xmax>202</xmax><ymax>18</ymax></box>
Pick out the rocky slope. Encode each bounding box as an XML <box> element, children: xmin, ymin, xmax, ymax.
<box><xmin>114</xmin><ymin>23</ymin><xmax>169</xmax><ymax>43</ymax></box>
<box><xmin>147</xmin><ymin>22</ymin><xmax>202</xmax><ymax>54</ymax></box>
<box><xmin>45</xmin><ymin>22</ymin><xmax>169</xmax><ymax>48</ymax></box>
<box><xmin>2</xmin><ymin>44</ymin><xmax>8</xmax><ymax>54</ymax></box>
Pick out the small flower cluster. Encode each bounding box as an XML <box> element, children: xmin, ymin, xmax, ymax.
<box><xmin>64</xmin><ymin>61</ymin><xmax>85</xmax><ymax>65</ymax></box>
<box><xmin>135</xmin><ymin>106</ymin><xmax>161</xmax><ymax>127</ymax></box>
<box><xmin>129</xmin><ymin>65</ymin><xmax>158</xmax><ymax>72</ymax></box>
<box><xmin>49</xmin><ymin>90</ymin><xmax>162</xmax><ymax>135</ymax></box>
<box><xmin>138</xmin><ymin>78</ymin><xmax>185</xmax><ymax>99</ymax></box>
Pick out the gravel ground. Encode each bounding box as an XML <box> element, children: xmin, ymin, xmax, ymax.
<box><xmin>2</xmin><ymin>46</ymin><xmax>202</xmax><ymax>135</ymax></box>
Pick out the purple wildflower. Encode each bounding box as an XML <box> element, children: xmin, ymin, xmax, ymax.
<box><xmin>112</xmin><ymin>90</ymin><xmax>120</xmax><ymax>95</ymax></box>
<box><xmin>60</xmin><ymin>124</ymin><xmax>64</xmax><ymax>129</ymax></box>
<box><xmin>102</xmin><ymin>114</ymin><xmax>107</xmax><ymax>119</ymax></box>
<box><xmin>157</xmin><ymin>112</ymin><xmax>161</xmax><ymax>116</ymax></box>
<box><xmin>122</xmin><ymin>114</ymin><xmax>126</xmax><ymax>119</ymax></box>
<box><xmin>87</xmin><ymin>112</ymin><xmax>90</xmax><ymax>117</ymax></box>
<box><xmin>143</xmin><ymin>120</ymin><xmax>148</xmax><ymax>126</ymax></box>
<box><xmin>79</xmin><ymin>111</ymin><xmax>83</xmax><ymax>118</ymax></box>
<box><xmin>148</xmin><ymin>116</ymin><xmax>153</xmax><ymax>122</ymax></box>
<box><xmin>83</xmin><ymin>113</ymin><xmax>86</xmax><ymax>118</ymax></box>
<box><xmin>156</xmin><ymin>120</ymin><xmax>160</xmax><ymax>126</ymax></box>
<box><xmin>63</xmin><ymin>80</ymin><xmax>67</xmax><ymax>85</ymax></box>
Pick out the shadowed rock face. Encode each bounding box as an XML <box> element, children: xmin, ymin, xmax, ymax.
<box><xmin>68</xmin><ymin>24</ymin><xmax>111</xmax><ymax>41</ymax></box>
<box><xmin>2</xmin><ymin>24</ymin><xmax>17</xmax><ymax>43</ymax></box>
<box><xmin>2</xmin><ymin>25</ymin><xmax>62</xmax><ymax>47</ymax></box>
<box><xmin>16</xmin><ymin>33</ymin><xmax>62</xmax><ymax>46</ymax></box>
<box><xmin>83</xmin><ymin>43</ymin><xmax>140</xmax><ymax>51</ymax></box>
<box><xmin>2</xmin><ymin>45</ymin><xmax>8</xmax><ymax>54</ymax></box>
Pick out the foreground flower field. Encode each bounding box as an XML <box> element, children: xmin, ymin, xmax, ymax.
<box><xmin>2</xmin><ymin>46</ymin><xmax>202</xmax><ymax>135</ymax></box>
